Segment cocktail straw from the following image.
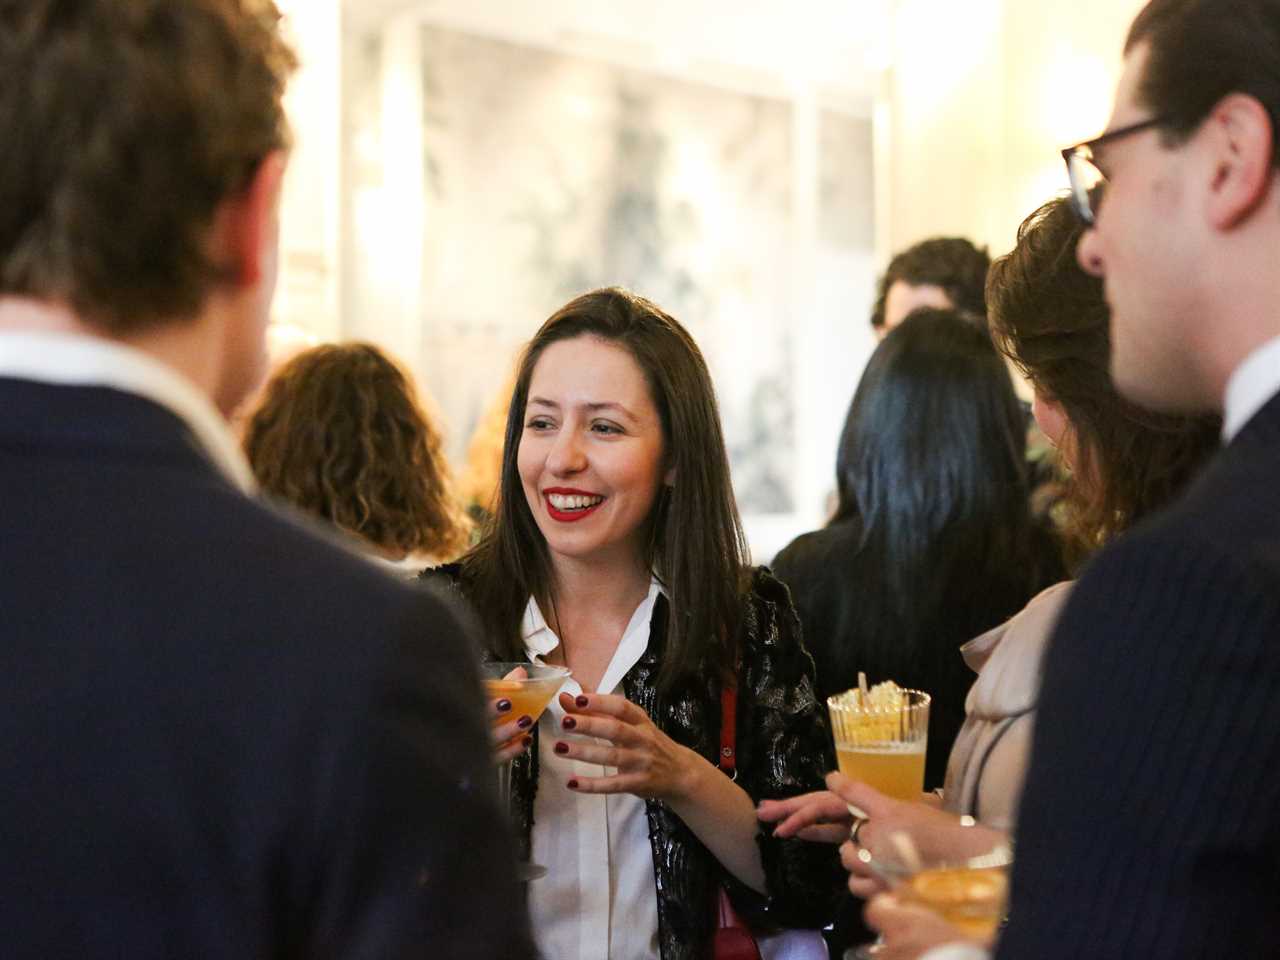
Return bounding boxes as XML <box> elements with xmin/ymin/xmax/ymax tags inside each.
<box><xmin>858</xmin><ymin>670</ymin><xmax>869</xmax><ymax>707</ymax></box>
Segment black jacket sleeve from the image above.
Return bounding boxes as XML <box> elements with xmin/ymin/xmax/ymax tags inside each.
<box><xmin>722</xmin><ymin>568</ymin><xmax>845</xmax><ymax>930</ymax></box>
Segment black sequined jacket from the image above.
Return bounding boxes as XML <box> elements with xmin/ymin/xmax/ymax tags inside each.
<box><xmin>424</xmin><ymin>564</ymin><xmax>844</xmax><ymax>960</ymax></box>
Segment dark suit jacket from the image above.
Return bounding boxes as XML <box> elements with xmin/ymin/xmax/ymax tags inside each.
<box><xmin>0</xmin><ymin>378</ymin><xmax>536</xmax><ymax>959</ymax></box>
<box><xmin>996</xmin><ymin>392</ymin><xmax>1280</xmax><ymax>959</ymax></box>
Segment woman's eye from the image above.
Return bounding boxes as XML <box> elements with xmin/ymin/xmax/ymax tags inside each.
<box><xmin>526</xmin><ymin>417</ymin><xmax>554</xmax><ymax>431</ymax></box>
<box><xmin>591</xmin><ymin>421</ymin><xmax>623</xmax><ymax>435</ymax></box>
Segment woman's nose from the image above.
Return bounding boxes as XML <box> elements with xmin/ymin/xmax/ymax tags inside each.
<box><xmin>546</xmin><ymin>429</ymin><xmax>587</xmax><ymax>476</ymax></box>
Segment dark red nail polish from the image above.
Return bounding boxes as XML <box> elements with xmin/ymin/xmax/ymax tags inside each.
<box><xmin>575</xmin><ymin>695</ymin><xmax>589</xmax><ymax>708</ymax></box>
<box><xmin>517</xmin><ymin>715</ymin><xmax>533</xmax><ymax>729</ymax></box>
<box><xmin>554</xmin><ymin>741</ymin><xmax>569</xmax><ymax>755</ymax></box>
<box><xmin>496</xmin><ymin>699</ymin><xmax>512</xmax><ymax>713</ymax></box>
<box><xmin>567</xmin><ymin>779</ymin><xmax>579</xmax><ymax>790</ymax></box>
<box><xmin>561</xmin><ymin>716</ymin><xmax>577</xmax><ymax>730</ymax></box>
<box><xmin>521</xmin><ymin>735</ymin><xmax>533</xmax><ymax>749</ymax></box>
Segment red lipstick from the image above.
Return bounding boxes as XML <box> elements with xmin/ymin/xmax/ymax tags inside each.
<box><xmin>543</xmin><ymin>487</ymin><xmax>605</xmax><ymax>523</ymax></box>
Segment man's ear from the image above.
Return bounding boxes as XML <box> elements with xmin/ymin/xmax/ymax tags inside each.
<box><xmin>220</xmin><ymin>151</ymin><xmax>287</xmax><ymax>287</ymax></box>
<box><xmin>1203</xmin><ymin>93</ymin><xmax>1275</xmax><ymax>230</ymax></box>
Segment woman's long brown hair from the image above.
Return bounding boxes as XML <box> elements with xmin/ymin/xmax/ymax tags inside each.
<box><xmin>459</xmin><ymin>287</ymin><xmax>750</xmax><ymax>692</ymax></box>
<box><xmin>244</xmin><ymin>342</ymin><xmax>470</xmax><ymax>559</ymax></box>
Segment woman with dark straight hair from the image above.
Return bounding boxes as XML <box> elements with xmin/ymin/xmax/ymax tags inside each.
<box><xmin>773</xmin><ymin>308</ymin><xmax>1064</xmax><ymax>791</ymax></box>
<box><xmin>427</xmin><ymin>287</ymin><xmax>839</xmax><ymax>960</ymax></box>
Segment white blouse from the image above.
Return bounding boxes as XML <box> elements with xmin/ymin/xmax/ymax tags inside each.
<box><xmin>522</xmin><ymin>579</ymin><xmax>664</xmax><ymax>960</ymax></box>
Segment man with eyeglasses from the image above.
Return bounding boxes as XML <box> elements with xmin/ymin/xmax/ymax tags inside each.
<box><xmin>863</xmin><ymin>1</ymin><xmax>1280</xmax><ymax>958</ymax></box>
<box><xmin>1001</xmin><ymin>1</ymin><xmax>1280</xmax><ymax>956</ymax></box>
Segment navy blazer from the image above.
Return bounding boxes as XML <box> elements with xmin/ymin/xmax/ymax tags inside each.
<box><xmin>0</xmin><ymin>378</ymin><xmax>536</xmax><ymax>959</ymax></box>
<box><xmin>996</xmin><ymin>391</ymin><xmax>1280</xmax><ymax>959</ymax></box>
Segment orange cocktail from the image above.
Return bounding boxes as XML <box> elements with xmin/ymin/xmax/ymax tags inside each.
<box><xmin>835</xmin><ymin>744</ymin><xmax>927</xmax><ymax>801</ymax></box>
<box><xmin>827</xmin><ymin>683</ymin><xmax>930</xmax><ymax>801</ymax></box>
<box><xmin>485</xmin><ymin>673</ymin><xmax>569</xmax><ymax>728</ymax></box>
<box><xmin>900</xmin><ymin>863</ymin><xmax>1008</xmax><ymax>940</ymax></box>
<box><xmin>479</xmin><ymin>661</ymin><xmax>571</xmax><ymax>881</ymax></box>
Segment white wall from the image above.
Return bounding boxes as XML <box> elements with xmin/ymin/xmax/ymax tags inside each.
<box><xmin>880</xmin><ymin>0</ymin><xmax>1147</xmax><ymax>260</ymax></box>
<box><xmin>275</xmin><ymin>0</ymin><xmax>343</xmax><ymax>341</ymax></box>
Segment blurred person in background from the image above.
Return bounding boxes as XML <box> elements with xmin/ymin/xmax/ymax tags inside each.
<box><xmin>226</xmin><ymin>319</ymin><xmax>318</xmax><ymax>437</ymax></box>
<box><xmin>867</xmin><ymin>237</ymin><xmax>1064</xmax><ymax>534</ymax></box>
<box><xmin>763</xmin><ymin>196</ymin><xmax>1220</xmax><ymax>960</ymax></box>
<box><xmin>244</xmin><ymin>341</ymin><xmax>471</xmax><ymax>573</ymax></box>
<box><xmin>0</xmin><ymin>2</ymin><xmax>533</xmax><ymax>957</ymax></box>
<box><xmin>870</xmin><ymin>237</ymin><xmax>991</xmax><ymax>339</ymax></box>
<box><xmin>427</xmin><ymin>287</ymin><xmax>842</xmax><ymax>960</ymax></box>
<box><xmin>773</xmin><ymin>309</ymin><xmax>1065</xmax><ymax>796</ymax></box>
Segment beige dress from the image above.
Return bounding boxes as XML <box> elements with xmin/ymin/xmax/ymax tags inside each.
<box><xmin>941</xmin><ymin>581</ymin><xmax>1073</xmax><ymax>829</ymax></box>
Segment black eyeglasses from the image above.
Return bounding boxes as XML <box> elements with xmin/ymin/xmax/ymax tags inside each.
<box><xmin>1061</xmin><ymin>115</ymin><xmax>1170</xmax><ymax>225</ymax></box>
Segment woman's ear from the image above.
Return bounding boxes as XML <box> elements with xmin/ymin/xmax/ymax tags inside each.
<box><xmin>663</xmin><ymin>465</ymin><xmax>676</xmax><ymax>487</ymax></box>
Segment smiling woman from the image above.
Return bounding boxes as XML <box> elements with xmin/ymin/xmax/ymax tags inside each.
<box><xmin>423</xmin><ymin>286</ymin><xmax>842</xmax><ymax>960</ymax></box>
<box><xmin>517</xmin><ymin>335</ymin><xmax>672</xmax><ymax>587</ymax></box>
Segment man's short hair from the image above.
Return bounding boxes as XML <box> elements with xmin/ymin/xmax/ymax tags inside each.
<box><xmin>0</xmin><ymin>0</ymin><xmax>297</xmax><ymax>333</ymax></box>
<box><xmin>1128</xmin><ymin>0</ymin><xmax>1280</xmax><ymax>160</ymax></box>
<box><xmin>869</xmin><ymin>237</ymin><xmax>991</xmax><ymax>330</ymax></box>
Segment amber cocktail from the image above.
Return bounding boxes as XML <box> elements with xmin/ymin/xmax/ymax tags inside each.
<box><xmin>900</xmin><ymin>861</ymin><xmax>1009</xmax><ymax>940</ymax></box>
<box><xmin>827</xmin><ymin>685</ymin><xmax>930</xmax><ymax>801</ymax></box>
<box><xmin>480</xmin><ymin>661</ymin><xmax>571</xmax><ymax>881</ymax></box>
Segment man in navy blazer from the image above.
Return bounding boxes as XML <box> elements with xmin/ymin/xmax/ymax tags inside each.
<box><xmin>0</xmin><ymin>3</ymin><xmax>534</xmax><ymax>958</ymax></box>
<box><xmin>994</xmin><ymin>3</ymin><xmax>1280</xmax><ymax>956</ymax></box>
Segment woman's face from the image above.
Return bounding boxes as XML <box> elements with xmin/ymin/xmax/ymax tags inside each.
<box><xmin>518</xmin><ymin>335</ymin><xmax>670</xmax><ymax>571</ymax></box>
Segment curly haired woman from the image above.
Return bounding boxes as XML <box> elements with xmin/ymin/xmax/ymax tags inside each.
<box><xmin>244</xmin><ymin>342</ymin><xmax>470</xmax><ymax>572</ymax></box>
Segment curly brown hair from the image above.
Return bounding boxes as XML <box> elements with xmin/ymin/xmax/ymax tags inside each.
<box><xmin>986</xmin><ymin>197</ymin><xmax>1220</xmax><ymax>558</ymax></box>
<box><xmin>0</xmin><ymin>0</ymin><xmax>296</xmax><ymax>332</ymax></box>
<box><xmin>244</xmin><ymin>342</ymin><xmax>470</xmax><ymax>561</ymax></box>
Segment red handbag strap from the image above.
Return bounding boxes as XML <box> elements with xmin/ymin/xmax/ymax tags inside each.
<box><xmin>718</xmin><ymin>682</ymin><xmax>737</xmax><ymax>775</ymax></box>
<box><xmin>711</xmin><ymin>679</ymin><xmax>763</xmax><ymax>960</ymax></box>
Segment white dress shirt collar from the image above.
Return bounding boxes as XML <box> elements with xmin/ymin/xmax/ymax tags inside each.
<box><xmin>0</xmin><ymin>330</ymin><xmax>255</xmax><ymax>492</ymax></box>
<box><xmin>1223</xmin><ymin>334</ymin><xmax>1280</xmax><ymax>443</ymax></box>
<box><xmin>521</xmin><ymin>576</ymin><xmax>666</xmax><ymax>676</ymax></box>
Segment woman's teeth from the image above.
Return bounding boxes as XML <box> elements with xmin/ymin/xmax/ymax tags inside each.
<box><xmin>548</xmin><ymin>493</ymin><xmax>604</xmax><ymax>511</ymax></box>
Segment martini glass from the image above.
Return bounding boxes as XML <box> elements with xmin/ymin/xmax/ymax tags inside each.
<box><xmin>481</xmin><ymin>661</ymin><xmax>571</xmax><ymax>881</ymax></box>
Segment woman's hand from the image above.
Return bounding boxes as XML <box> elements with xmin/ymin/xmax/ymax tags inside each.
<box><xmin>826</xmin><ymin>772</ymin><xmax>1008</xmax><ymax>900</ymax></box>
<box><xmin>552</xmin><ymin>691</ymin><xmax>700</xmax><ymax>802</ymax></box>
<box><xmin>489</xmin><ymin>667</ymin><xmax>534</xmax><ymax>763</ymax></box>
<box><xmin>556</xmin><ymin>690</ymin><xmax>768</xmax><ymax>891</ymax></box>
<box><xmin>864</xmin><ymin>893</ymin><xmax>990</xmax><ymax>960</ymax></box>
<box><xmin>756</xmin><ymin>790</ymin><xmax>853</xmax><ymax>844</ymax></box>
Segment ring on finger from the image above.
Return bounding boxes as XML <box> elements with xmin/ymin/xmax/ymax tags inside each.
<box><xmin>850</xmin><ymin>816</ymin><xmax>869</xmax><ymax>847</ymax></box>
